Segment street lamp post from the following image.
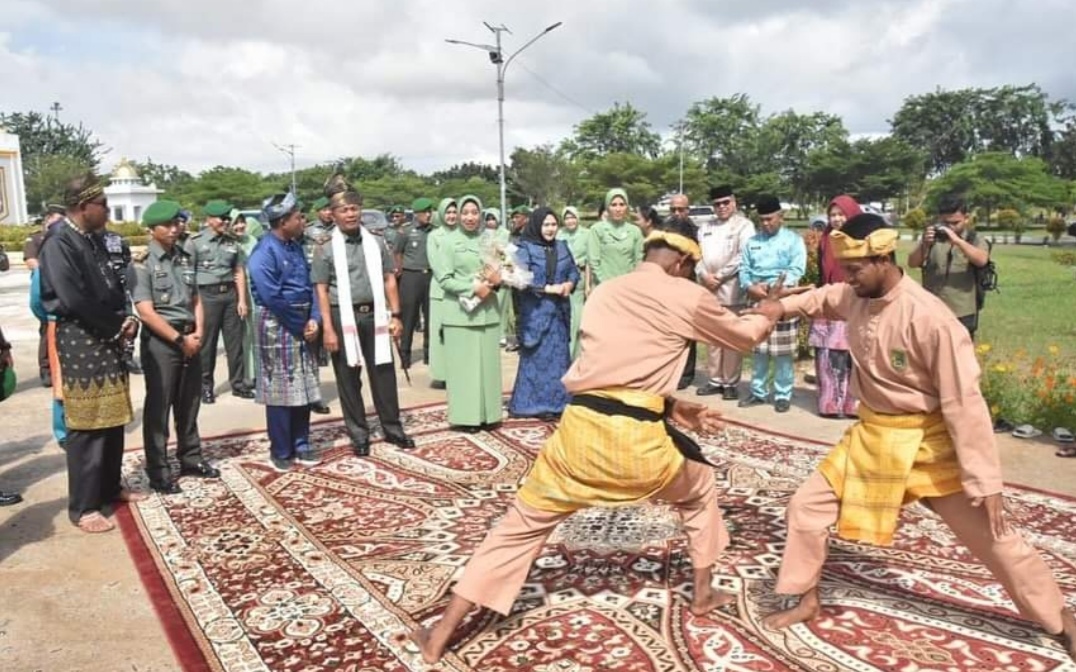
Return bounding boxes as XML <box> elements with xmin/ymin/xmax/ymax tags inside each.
<box><xmin>446</xmin><ymin>21</ymin><xmax>562</xmax><ymax>227</ymax></box>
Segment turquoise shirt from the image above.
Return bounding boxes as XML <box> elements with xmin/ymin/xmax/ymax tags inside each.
<box><xmin>739</xmin><ymin>226</ymin><xmax>806</xmax><ymax>289</ymax></box>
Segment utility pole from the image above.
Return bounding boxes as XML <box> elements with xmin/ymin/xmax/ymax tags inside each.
<box><xmin>273</xmin><ymin>143</ymin><xmax>298</xmax><ymax>195</ymax></box>
<box><xmin>49</xmin><ymin>102</ymin><xmax>62</xmax><ymax>124</ymax></box>
<box><xmin>447</xmin><ymin>21</ymin><xmax>563</xmax><ymax>227</ymax></box>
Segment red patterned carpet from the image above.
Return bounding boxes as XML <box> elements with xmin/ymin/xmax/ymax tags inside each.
<box><xmin>116</xmin><ymin>403</ymin><xmax>1076</xmax><ymax>671</ymax></box>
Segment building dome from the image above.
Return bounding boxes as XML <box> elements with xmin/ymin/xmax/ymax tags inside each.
<box><xmin>112</xmin><ymin>158</ymin><xmax>139</xmax><ymax>181</ymax></box>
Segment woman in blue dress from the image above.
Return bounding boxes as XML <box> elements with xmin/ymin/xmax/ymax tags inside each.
<box><xmin>507</xmin><ymin>207</ymin><xmax>580</xmax><ymax>419</ymax></box>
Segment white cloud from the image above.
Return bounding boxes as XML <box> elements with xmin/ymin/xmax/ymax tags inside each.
<box><xmin>2</xmin><ymin>0</ymin><xmax>1075</xmax><ymax>176</ymax></box>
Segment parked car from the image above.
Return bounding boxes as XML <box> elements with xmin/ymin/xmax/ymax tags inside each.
<box><xmin>361</xmin><ymin>208</ymin><xmax>389</xmax><ymax>233</ymax></box>
<box><xmin>688</xmin><ymin>205</ymin><xmax>714</xmax><ymax>226</ymax></box>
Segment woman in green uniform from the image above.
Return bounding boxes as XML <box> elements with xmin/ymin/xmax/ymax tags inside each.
<box><xmin>426</xmin><ymin>198</ymin><xmax>458</xmax><ymax>388</ymax></box>
<box><xmin>436</xmin><ymin>195</ymin><xmax>503</xmax><ymax>432</ymax></box>
<box><xmin>585</xmin><ymin>188</ymin><xmax>643</xmax><ymax>296</ymax></box>
<box><xmin>557</xmin><ymin>206</ymin><xmax>587</xmax><ymax>358</ymax></box>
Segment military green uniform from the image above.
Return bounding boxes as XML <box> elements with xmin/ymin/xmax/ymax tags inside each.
<box><xmin>557</xmin><ymin>221</ymin><xmax>589</xmax><ymax>359</ymax></box>
<box><xmin>395</xmin><ymin>220</ymin><xmax>433</xmax><ymax>367</ymax></box>
<box><xmin>301</xmin><ymin>219</ymin><xmax>335</xmax><ymax>368</ymax></box>
<box><xmin>131</xmin><ymin>235</ymin><xmax>205</xmax><ymax>486</ymax></box>
<box><xmin>426</xmin><ymin>199</ymin><xmax>457</xmax><ymax>385</ymax></box>
<box><xmin>185</xmin><ymin>218</ymin><xmax>248</xmax><ymax>396</ymax></box>
<box><xmin>921</xmin><ymin>229</ymin><xmax>990</xmax><ymax>336</ymax></box>
<box><xmin>310</xmin><ymin>230</ymin><xmax>408</xmax><ymax>444</ymax></box>
<box><xmin>435</xmin><ymin>197</ymin><xmax>503</xmax><ymax>428</ymax></box>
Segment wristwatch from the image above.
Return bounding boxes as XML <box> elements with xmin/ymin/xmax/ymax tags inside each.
<box><xmin>173</xmin><ymin>332</ymin><xmax>185</xmax><ymax>346</ymax></box>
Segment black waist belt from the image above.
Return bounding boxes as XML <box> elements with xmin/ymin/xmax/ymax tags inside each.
<box><xmin>402</xmin><ymin>268</ymin><xmax>431</xmax><ymax>274</ymax></box>
<box><xmin>569</xmin><ymin>394</ymin><xmax>713</xmax><ymax>466</ymax></box>
<box><xmin>170</xmin><ymin>322</ymin><xmax>196</xmax><ymax>334</ymax></box>
<box><xmin>199</xmin><ymin>282</ymin><xmax>235</xmax><ymax>294</ymax></box>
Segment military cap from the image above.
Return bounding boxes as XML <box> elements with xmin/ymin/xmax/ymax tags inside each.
<box><xmin>142</xmin><ymin>200</ymin><xmax>183</xmax><ymax>227</ymax></box>
<box><xmin>511</xmin><ymin>205</ymin><xmax>531</xmax><ymax>216</ymax></box>
<box><xmin>411</xmin><ymin>197</ymin><xmax>434</xmax><ymax>212</ymax></box>
<box><xmin>387</xmin><ymin>204</ymin><xmax>404</xmax><ymax>214</ymax></box>
<box><xmin>312</xmin><ymin>196</ymin><xmax>330</xmax><ymax>211</ymax></box>
<box><xmin>203</xmin><ymin>199</ymin><xmax>234</xmax><ymax>217</ymax></box>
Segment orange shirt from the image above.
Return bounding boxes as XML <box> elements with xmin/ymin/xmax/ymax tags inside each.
<box><xmin>780</xmin><ymin>274</ymin><xmax>1003</xmax><ymax>497</ymax></box>
<box><xmin>563</xmin><ymin>262</ymin><xmax>773</xmax><ymax>396</ymax></box>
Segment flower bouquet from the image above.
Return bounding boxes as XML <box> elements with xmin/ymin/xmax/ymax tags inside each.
<box><xmin>459</xmin><ymin>233</ymin><xmax>534</xmax><ymax>312</ymax></box>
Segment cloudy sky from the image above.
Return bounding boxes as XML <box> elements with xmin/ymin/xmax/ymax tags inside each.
<box><xmin>3</xmin><ymin>0</ymin><xmax>1074</xmax><ymax>177</ymax></box>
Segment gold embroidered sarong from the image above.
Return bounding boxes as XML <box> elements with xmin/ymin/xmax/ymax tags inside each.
<box><xmin>517</xmin><ymin>388</ymin><xmax>684</xmax><ymax>513</ymax></box>
<box><xmin>820</xmin><ymin>404</ymin><xmax>962</xmax><ymax>546</ymax></box>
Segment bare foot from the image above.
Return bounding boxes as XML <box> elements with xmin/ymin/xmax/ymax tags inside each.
<box><xmin>408</xmin><ymin>627</ymin><xmax>444</xmax><ymax>665</ymax></box>
<box><xmin>76</xmin><ymin>512</ymin><xmax>115</xmax><ymax>534</ymax></box>
<box><xmin>1059</xmin><ymin>609</ymin><xmax>1076</xmax><ymax>661</ymax></box>
<box><xmin>116</xmin><ymin>489</ymin><xmax>148</xmax><ymax>503</ymax></box>
<box><xmin>762</xmin><ymin>591</ymin><xmax>821</xmax><ymax>630</ymax></box>
<box><xmin>690</xmin><ymin>587</ymin><xmax>736</xmax><ymax>616</ymax></box>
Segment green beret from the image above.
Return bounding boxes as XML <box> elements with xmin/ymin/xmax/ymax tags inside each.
<box><xmin>388</xmin><ymin>205</ymin><xmax>404</xmax><ymax>214</ymax></box>
<box><xmin>203</xmin><ymin>199</ymin><xmax>234</xmax><ymax>217</ymax></box>
<box><xmin>312</xmin><ymin>196</ymin><xmax>330</xmax><ymax>211</ymax></box>
<box><xmin>412</xmin><ymin>197</ymin><xmax>434</xmax><ymax>212</ymax></box>
<box><xmin>142</xmin><ymin>200</ymin><xmax>182</xmax><ymax>227</ymax></box>
<box><xmin>511</xmin><ymin>205</ymin><xmax>531</xmax><ymax>216</ymax></box>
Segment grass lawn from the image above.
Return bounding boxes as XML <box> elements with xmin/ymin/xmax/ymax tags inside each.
<box><xmin>894</xmin><ymin>241</ymin><xmax>1076</xmax><ymax>363</ymax></box>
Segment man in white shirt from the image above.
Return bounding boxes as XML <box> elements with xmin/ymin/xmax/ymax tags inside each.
<box><xmin>695</xmin><ymin>185</ymin><xmax>756</xmax><ymax>400</ymax></box>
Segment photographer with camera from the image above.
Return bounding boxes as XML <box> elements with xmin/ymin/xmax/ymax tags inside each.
<box><xmin>908</xmin><ymin>195</ymin><xmax>990</xmax><ymax>339</ymax></box>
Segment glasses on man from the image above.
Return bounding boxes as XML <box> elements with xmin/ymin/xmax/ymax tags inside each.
<box><xmin>713</xmin><ymin>199</ymin><xmax>733</xmax><ymax>207</ymax></box>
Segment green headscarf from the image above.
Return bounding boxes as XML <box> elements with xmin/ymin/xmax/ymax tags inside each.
<box><xmin>436</xmin><ymin>197</ymin><xmax>457</xmax><ymax>229</ymax></box>
<box><xmin>483</xmin><ymin>207</ymin><xmax>501</xmax><ymax>227</ymax></box>
<box><xmin>604</xmin><ymin>188</ymin><xmax>629</xmax><ymax>223</ymax></box>
<box><xmin>458</xmin><ymin>194</ymin><xmax>483</xmax><ymax>235</ymax></box>
<box><xmin>562</xmin><ymin>206</ymin><xmax>580</xmax><ymax>225</ymax></box>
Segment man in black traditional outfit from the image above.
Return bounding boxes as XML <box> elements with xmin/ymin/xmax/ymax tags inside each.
<box><xmin>39</xmin><ymin>173</ymin><xmax>146</xmax><ymax>533</ymax></box>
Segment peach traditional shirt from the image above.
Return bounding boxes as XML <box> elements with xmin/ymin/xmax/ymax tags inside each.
<box><xmin>780</xmin><ymin>273</ymin><xmax>1003</xmax><ymax>498</ymax></box>
<box><xmin>563</xmin><ymin>262</ymin><xmax>773</xmax><ymax>396</ymax></box>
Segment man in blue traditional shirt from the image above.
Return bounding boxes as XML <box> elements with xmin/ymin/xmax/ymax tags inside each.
<box><xmin>247</xmin><ymin>193</ymin><xmax>324</xmax><ymax>471</ymax></box>
<box><xmin>738</xmin><ymin>196</ymin><xmax>806</xmax><ymax>413</ymax></box>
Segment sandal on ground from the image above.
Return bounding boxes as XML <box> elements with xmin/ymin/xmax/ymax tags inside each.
<box><xmin>1052</xmin><ymin>427</ymin><xmax>1075</xmax><ymax>444</ymax></box>
<box><xmin>1056</xmin><ymin>445</ymin><xmax>1076</xmax><ymax>458</ymax></box>
<box><xmin>76</xmin><ymin>512</ymin><xmax>115</xmax><ymax>534</ymax></box>
<box><xmin>1012</xmin><ymin>424</ymin><xmax>1042</xmax><ymax>439</ymax></box>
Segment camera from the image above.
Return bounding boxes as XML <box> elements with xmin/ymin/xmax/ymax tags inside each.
<box><xmin>931</xmin><ymin>224</ymin><xmax>949</xmax><ymax>243</ymax></box>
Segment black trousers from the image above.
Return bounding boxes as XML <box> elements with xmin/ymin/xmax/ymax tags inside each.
<box><xmin>141</xmin><ymin>333</ymin><xmax>203</xmax><ymax>482</ymax></box>
<box><xmin>959</xmin><ymin>313</ymin><xmax>978</xmax><ymax>340</ymax></box>
<box><xmin>329</xmin><ymin>308</ymin><xmax>405</xmax><ymax>442</ymax></box>
<box><xmin>398</xmin><ymin>269</ymin><xmax>431</xmax><ymax>366</ymax></box>
<box><xmin>199</xmin><ymin>286</ymin><xmax>246</xmax><ymax>391</ymax></box>
<box><xmin>66</xmin><ymin>426</ymin><xmax>125</xmax><ymax>523</ymax></box>
<box><xmin>38</xmin><ymin>320</ymin><xmax>49</xmax><ymax>374</ymax></box>
<box><xmin>681</xmin><ymin>342</ymin><xmax>697</xmax><ymax>385</ymax></box>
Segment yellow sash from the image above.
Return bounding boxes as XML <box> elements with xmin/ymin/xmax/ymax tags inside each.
<box><xmin>517</xmin><ymin>388</ymin><xmax>683</xmax><ymax>513</ymax></box>
<box><xmin>819</xmin><ymin>405</ymin><xmax>962</xmax><ymax>546</ymax></box>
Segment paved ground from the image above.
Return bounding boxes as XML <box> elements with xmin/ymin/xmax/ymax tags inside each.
<box><xmin>1</xmin><ymin>261</ymin><xmax>1074</xmax><ymax>671</ymax></box>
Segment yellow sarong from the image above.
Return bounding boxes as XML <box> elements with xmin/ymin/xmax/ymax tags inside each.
<box><xmin>819</xmin><ymin>405</ymin><xmax>963</xmax><ymax>546</ymax></box>
<box><xmin>517</xmin><ymin>388</ymin><xmax>684</xmax><ymax>514</ymax></box>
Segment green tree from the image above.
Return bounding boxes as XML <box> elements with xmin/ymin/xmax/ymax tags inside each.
<box><xmin>680</xmin><ymin>94</ymin><xmax>764</xmax><ymax>175</ymax></box>
<box><xmin>431</xmin><ymin>162</ymin><xmax>499</xmax><ymax>184</ymax></box>
<box><xmin>25</xmin><ymin>154</ymin><xmax>94</xmax><ymax>211</ymax></box>
<box><xmin>891</xmin><ymin>84</ymin><xmax>1067</xmax><ymax>176</ymax></box>
<box><xmin>1</xmin><ymin>110</ymin><xmax>108</xmax><ymax>212</ymax></box>
<box><xmin>568</xmin><ymin>102</ymin><xmax>662</xmax><ymax>159</ymax></box>
<box><xmin>164</xmin><ymin>166</ymin><xmax>273</xmax><ymax>211</ymax></box>
<box><xmin>926</xmin><ymin>152</ymin><xmax>1069</xmax><ymax>224</ymax></box>
<box><xmin>131</xmin><ymin>158</ymin><xmax>193</xmax><ymax>191</ymax></box>
<box><xmin>759</xmin><ymin>110</ymin><xmax>848</xmax><ymax>213</ymax></box>
<box><xmin>508</xmin><ymin>144</ymin><xmax>582</xmax><ymax>207</ymax></box>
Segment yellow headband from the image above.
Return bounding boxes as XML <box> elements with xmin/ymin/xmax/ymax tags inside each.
<box><xmin>329</xmin><ymin>191</ymin><xmax>362</xmax><ymax>209</ymax></box>
<box><xmin>831</xmin><ymin>228</ymin><xmax>899</xmax><ymax>259</ymax></box>
<box><xmin>645</xmin><ymin>230</ymin><xmax>702</xmax><ymax>261</ymax></box>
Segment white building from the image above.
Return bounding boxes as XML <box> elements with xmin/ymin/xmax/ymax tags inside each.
<box><xmin>104</xmin><ymin>158</ymin><xmax>162</xmax><ymax>223</ymax></box>
<box><xmin>0</xmin><ymin>128</ymin><xmax>29</xmax><ymax>225</ymax></box>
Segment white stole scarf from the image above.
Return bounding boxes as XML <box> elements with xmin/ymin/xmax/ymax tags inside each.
<box><xmin>331</xmin><ymin>226</ymin><xmax>392</xmax><ymax>368</ymax></box>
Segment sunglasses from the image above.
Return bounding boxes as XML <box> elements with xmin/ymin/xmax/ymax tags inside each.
<box><xmin>713</xmin><ymin>199</ymin><xmax>733</xmax><ymax>207</ymax></box>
